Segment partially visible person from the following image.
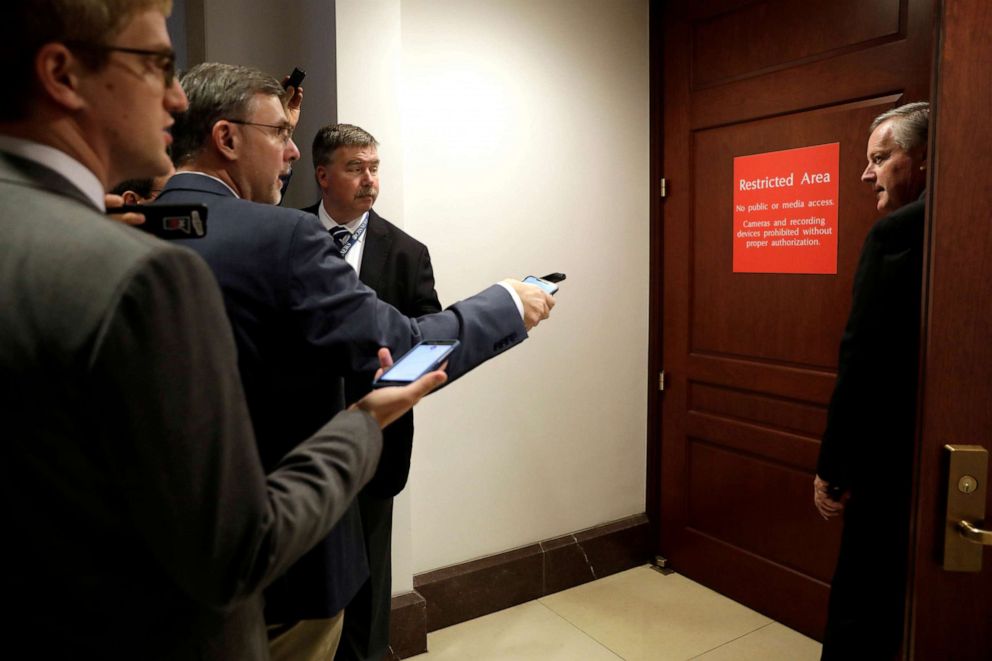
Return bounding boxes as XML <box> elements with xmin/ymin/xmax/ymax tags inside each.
<box><xmin>106</xmin><ymin>161</ymin><xmax>174</xmax><ymax>224</ymax></box>
<box><xmin>0</xmin><ymin>2</ymin><xmax>442</xmax><ymax>658</ymax></box>
<box><xmin>304</xmin><ymin>123</ymin><xmax>441</xmax><ymax>661</ymax></box>
<box><xmin>814</xmin><ymin>101</ymin><xmax>929</xmax><ymax>660</ymax></box>
<box><xmin>110</xmin><ymin>160</ymin><xmax>175</xmax><ymax>204</ymax></box>
<box><xmin>161</xmin><ymin>62</ymin><xmax>554</xmax><ymax>659</ymax></box>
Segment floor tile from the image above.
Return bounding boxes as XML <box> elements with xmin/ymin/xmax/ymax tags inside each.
<box><xmin>539</xmin><ymin>566</ymin><xmax>773</xmax><ymax>661</ymax></box>
<box><xmin>408</xmin><ymin>600</ymin><xmax>622</xmax><ymax>660</ymax></box>
<box><xmin>692</xmin><ymin>622</ymin><xmax>821</xmax><ymax>660</ymax></box>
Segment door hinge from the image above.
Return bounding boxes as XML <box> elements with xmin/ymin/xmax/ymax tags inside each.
<box><xmin>660</xmin><ymin>177</ymin><xmax>668</xmax><ymax>198</ymax></box>
<box><xmin>658</xmin><ymin>370</ymin><xmax>666</xmax><ymax>391</ymax></box>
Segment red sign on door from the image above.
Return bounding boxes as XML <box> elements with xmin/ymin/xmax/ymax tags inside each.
<box><xmin>733</xmin><ymin>143</ymin><xmax>839</xmax><ymax>274</ymax></box>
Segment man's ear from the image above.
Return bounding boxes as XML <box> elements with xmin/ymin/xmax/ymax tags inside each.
<box><xmin>315</xmin><ymin>164</ymin><xmax>330</xmax><ymax>191</ymax></box>
<box><xmin>35</xmin><ymin>43</ymin><xmax>87</xmax><ymax>112</ymax></box>
<box><xmin>211</xmin><ymin>121</ymin><xmax>239</xmax><ymax>162</ymax></box>
<box><xmin>121</xmin><ymin>191</ymin><xmax>140</xmax><ymax>205</ymax></box>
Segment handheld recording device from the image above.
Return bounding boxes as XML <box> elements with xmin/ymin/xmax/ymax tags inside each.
<box><xmin>284</xmin><ymin>67</ymin><xmax>306</xmax><ymax>90</ymax></box>
<box><xmin>106</xmin><ymin>204</ymin><xmax>208</xmax><ymax>239</ymax></box>
<box><xmin>522</xmin><ymin>272</ymin><xmax>566</xmax><ymax>295</ymax></box>
<box><xmin>372</xmin><ymin>340</ymin><xmax>459</xmax><ymax>388</ymax></box>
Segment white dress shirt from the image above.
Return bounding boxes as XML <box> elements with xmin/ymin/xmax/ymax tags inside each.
<box><xmin>317</xmin><ymin>203</ymin><xmax>367</xmax><ymax>274</ymax></box>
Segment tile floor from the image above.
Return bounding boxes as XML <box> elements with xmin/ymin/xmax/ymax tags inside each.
<box><xmin>408</xmin><ymin>565</ymin><xmax>822</xmax><ymax>660</ymax></box>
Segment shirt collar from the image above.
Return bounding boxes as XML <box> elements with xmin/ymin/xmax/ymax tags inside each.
<box><xmin>0</xmin><ymin>135</ymin><xmax>106</xmax><ymax>210</ymax></box>
<box><xmin>319</xmin><ymin>201</ymin><xmax>368</xmax><ymax>234</ymax></box>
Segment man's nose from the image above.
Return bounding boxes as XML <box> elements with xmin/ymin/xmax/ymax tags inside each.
<box><xmin>861</xmin><ymin>164</ymin><xmax>874</xmax><ymax>183</ymax></box>
<box><xmin>166</xmin><ymin>78</ymin><xmax>189</xmax><ymax>113</ymax></box>
<box><xmin>287</xmin><ymin>138</ymin><xmax>301</xmax><ymax>162</ymax></box>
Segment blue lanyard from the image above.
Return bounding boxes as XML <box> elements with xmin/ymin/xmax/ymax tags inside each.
<box><xmin>336</xmin><ymin>216</ymin><xmax>369</xmax><ymax>258</ymax></box>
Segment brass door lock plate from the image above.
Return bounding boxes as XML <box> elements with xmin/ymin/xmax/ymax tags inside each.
<box><xmin>943</xmin><ymin>445</ymin><xmax>990</xmax><ymax>572</ymax></box>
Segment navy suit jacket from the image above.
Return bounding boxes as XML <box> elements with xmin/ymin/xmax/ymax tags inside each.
<box><xmin>158</xmin><ymin>173</ymin><xmax>526</xmax><ymax>622</ymax></box>
<box><xmin>301</xmin><ymin>204</ymin><xmax>442</xmax><ymax>496</ymax></box>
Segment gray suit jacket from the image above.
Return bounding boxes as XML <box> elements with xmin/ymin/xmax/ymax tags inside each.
<box><xmin>0</xmin><ymin>151</ymin><xmax>383</xmax><ymax>659</ymax></box>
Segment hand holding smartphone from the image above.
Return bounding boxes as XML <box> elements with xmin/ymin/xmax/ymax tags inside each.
<box><xmin>106</xmin><ymin>204</ymin><xmax>208</xmax><ymax>239</ymax></box>
<box><xmin>372</xmin><ymin>340</ymin><xmax>458</xmax><ymax>388</ymax></box>
<box><xmin>283</xmin><ymin>67</ymin><xmax>306</xmax><ymax>90</ymax></box>
<box><xmin>522</xmin><ymin>272</ymin><xmax>566</xmax><ymax>295</ymax></box>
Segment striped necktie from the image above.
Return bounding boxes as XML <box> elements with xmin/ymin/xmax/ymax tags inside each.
<box><xmin>329</xmin><ymin>224</ymin><xmax>351</xmax><ymax>249</ymax></box>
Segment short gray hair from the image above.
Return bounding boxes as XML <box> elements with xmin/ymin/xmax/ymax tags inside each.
<box><xmin>870</xmin><ymin>101</ymin><xmax>929</xmax><ymax>151</ymax></box>
<box><xmin>311</xmin><ymin>124</ymin><xmax>379</xmax><ymax>170</ymax></box>
<box><xmin>172</xmin><ymin>62</ymin><xmax>286</xmax><ymax>166</ymax></box>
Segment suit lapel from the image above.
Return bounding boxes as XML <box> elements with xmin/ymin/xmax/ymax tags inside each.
<box><xmin>359</xmin><ymin>210</ymin><xmax>392</xmax><ymax>290</ymax></box>
<box><xmin>0</xmin><ymin>152</ymin><xmax>99</xmax><ymax>211</ymax></box>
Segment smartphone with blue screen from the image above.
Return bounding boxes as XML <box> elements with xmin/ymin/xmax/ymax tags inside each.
<box><xmin>372</xmin><ymin>340</ymin><xmax>459</xmax><ymax>388</ymax></box>
<box><xmin>522</xmin><ymin>275</ymin><xmax>561</xmax><ymax>295</ymax></box>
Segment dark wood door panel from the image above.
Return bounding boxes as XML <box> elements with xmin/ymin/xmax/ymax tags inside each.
<box><xmin>686</xmin><ymin>411</ymin><xmax>821</xmax><ymax>470</ymax></box>
<box><xmin>675</xmin><ymin>527</ymin><xmax>832</xmax><ymax>638</ymax></box>
<box><xmin>692</xmin><ymin>0</ymin><xmax>903</xmax><ymax>89</ymax></box>
<box><xmin>655</xmin><ymin>0</ymin><xmax>934</xmax><ymax>642</ymax></box>
<box><xmin>686</xmin><ymin>440</ymin><xmax>840</xmax><ymax>582</ymax></box>
<box><xmin>689</xmin><ymin>382</ymin><xmax>827</xmax><ymax>438</ymax></box>
<box><xmin>688</xmin><ymin>0</ymin><xmax>931</xmax><ymax>131</ymax></box>
<box><xmin>908</xmin><ymin>0</ymin><xmax>992</xmax><ymax>656</ymax></box>
<box><xmin>688</xmin><ymin>352</ymin><xmax>835</xmax><ymax>402</ymax></box>
<box><xmin>690</xmin><ymin>95</ymin><xmax>910</xmax><ymax>368</ymax></box>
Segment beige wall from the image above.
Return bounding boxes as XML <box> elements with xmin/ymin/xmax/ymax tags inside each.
<box><xmin>337</xmin><ymin>0</ymin><xmax>650</xmax><ymax>592</ymax></box>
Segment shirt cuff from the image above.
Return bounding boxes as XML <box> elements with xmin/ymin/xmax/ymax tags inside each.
<box><xmin>496</xmin><ymin>282</ymin><xmax>525</xmax><ymax>320</ymax></box>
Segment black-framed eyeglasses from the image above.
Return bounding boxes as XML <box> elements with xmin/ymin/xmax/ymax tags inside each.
<box><xmin>66</xmin><ymin>42</ymin><xmax>176</xmax><ymax>87</ymax></box>
<box><xmin>226</xmin><ymin>119</ymin><xmax>295</xmax><ymax>145</ymax></box>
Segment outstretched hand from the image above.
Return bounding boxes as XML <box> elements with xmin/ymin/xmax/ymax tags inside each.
<box><xmin>502</xmin><ymin>279</ymin><xmax>555</xmax><ymax>331</ymax></box>
<box><xmin>349</xmin><ymin>348</ymin><xmax>447</xmax><ymax>429</ymax></box>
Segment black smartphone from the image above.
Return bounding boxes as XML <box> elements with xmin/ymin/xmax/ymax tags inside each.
<box><xmin>372</xmin><ymin>340</ymin><xmax>459</xmax><ymax>388</ymax></box>
<box><xmin>523</xmin><ymin>275</ymin><xmax>560</xmax><ymax>295</ymax></box>
<box><xmin>106</xmin><ymin>204</ymin><xmax>208</xmax><ymax>239</ymax></box>
<box><xmin>283</xmin><ymin>67</ymin><xmax>306</xmax><ymax>90</ymax></box>
<box><xmin>541</xmin><ymin>272</ymin><xmax>566</xmax><ymax>283</ymax></box>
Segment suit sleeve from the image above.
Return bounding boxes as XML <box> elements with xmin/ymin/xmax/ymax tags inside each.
<box><xmin>287</xmin><ymin>215</ymin><xmax>524</xmax><ymax>381</ymax></box>
<box><xmin>90</xmin><ymin>245</ymin><xmax>382</xmax><ymax>608</ymax></box>
<box><xmin>817</xmin><ymin>232</ymin><xmax>882</xmax><ymax>489</ymax></box>
<box><xmin>817</xmin><ymin>205</ymin><xmax>924</xmax><ymax>491</ymax></box>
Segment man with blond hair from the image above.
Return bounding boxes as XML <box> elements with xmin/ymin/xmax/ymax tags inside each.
<box><xmin>0</xmin><ymin>2</ymin><xmax>442</xmax><ymax>657</ymax></box>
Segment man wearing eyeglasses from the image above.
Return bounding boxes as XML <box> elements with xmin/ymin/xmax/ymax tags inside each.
<box><xmin>159</xmin><ymin>61</ymin><xmax>555</xmax><ymax>659</ymax></box>
<box><xmin>0</xmin><ymin>2</ymin><xmax>446</xmax><ymax>658</ymax></box>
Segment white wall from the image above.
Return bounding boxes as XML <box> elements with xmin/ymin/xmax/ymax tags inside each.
<box><xmin>337</xmin><ymin>0</ymin><xmax>650</xmax><ymax>591</ymax></box>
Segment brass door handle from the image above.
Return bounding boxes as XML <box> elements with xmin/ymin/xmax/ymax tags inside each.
<box><xmin>958</xmin><ymin>519</ymin><xmax>992</xmax><ymax>545</ymax></box>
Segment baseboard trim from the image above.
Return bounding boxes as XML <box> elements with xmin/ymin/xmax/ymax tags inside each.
<box><xmin>388</xmin><ymin>513</ymin><xmax>650</xmax><ymax>659</ymax></box>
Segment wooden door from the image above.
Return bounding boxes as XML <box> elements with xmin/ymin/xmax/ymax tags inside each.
<box><xmin>907</xmin><ymin>0</ymin><xmax>992</xmax><ymax>657</ymax></box>
<box><xmin>651</xmin><ymin>0</ymin><xmax>932</xmax><ymax>638</ymax></box>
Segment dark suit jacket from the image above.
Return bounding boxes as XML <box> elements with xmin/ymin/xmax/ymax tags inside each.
<box><xmin>302</xmin><ymin>204</ymin><xmax>443</xmax><ymax>496</ymax></box>
<box><xmin>817</xmin><ymin>194</ymin><xmax>926</xmax><ymax>503</ymax></box>
<box><xmin>159</xmin><ymin>174</ymin><xmax>526</xmax><ymax>623</ymax></box>
<box><xmin>0</xmin><ymin>152</ymin><xmax>383</xmax><ymax>659</ymax></box>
